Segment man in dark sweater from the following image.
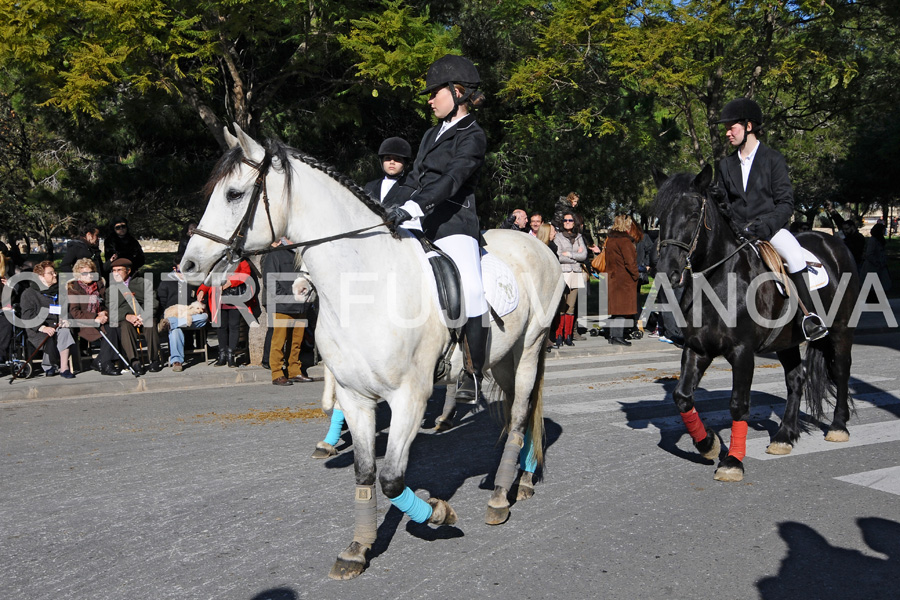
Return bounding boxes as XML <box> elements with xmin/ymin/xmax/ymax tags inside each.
<box><xmin>263</xmin><ymin>239</ymin><xmax>313</xmax><ymax>386</ymax></box>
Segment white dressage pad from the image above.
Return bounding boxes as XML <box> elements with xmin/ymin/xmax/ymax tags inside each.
<box><xmin>481</xmin><ymin>251</ymin><xmax>519</xmax><ymax>321</ymax></box>
<box><xmin>801</xmin><ymin>248</ymin><xmax>829</xmax><ymax>291</ymax></box>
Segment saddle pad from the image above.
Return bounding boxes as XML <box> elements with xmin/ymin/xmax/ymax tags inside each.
<box><xmin>801</xmin><ymin>248</ymin><xmax>829</xmax><ymax>291</ymax></box>
<box><xmin>481</xmin><ymin>251</ymin><xmax>519</xmax><ymax>321</ymax></box>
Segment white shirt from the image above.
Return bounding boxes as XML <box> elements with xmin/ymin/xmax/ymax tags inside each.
<box><xmin>739</xmin><ymin>139</ymin><xmax>760</xmax><ymax>192</ymax></box>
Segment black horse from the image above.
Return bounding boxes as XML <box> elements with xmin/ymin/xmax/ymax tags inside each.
<box><xmin>652</xmin><ymin>165</ymin><xmax>859</xmax><ymax>482</ymax></box>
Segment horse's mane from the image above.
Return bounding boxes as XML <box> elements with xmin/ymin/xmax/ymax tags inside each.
<box><xmin>202</xmin><ymin>138</ymin><xmax>389</xmax><ymax>221</ymax></box>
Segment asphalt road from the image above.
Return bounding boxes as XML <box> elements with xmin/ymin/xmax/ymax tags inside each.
<box><xmin>2</xmin><ymin>332</ymin><xmax>900</xmax><ymax>600</ymax></box>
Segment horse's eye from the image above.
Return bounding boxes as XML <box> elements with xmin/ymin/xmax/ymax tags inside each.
<box><xmin>226</xmin><ymin>189</ymin><xmax>244</xmax><ymax>202</ymax></box>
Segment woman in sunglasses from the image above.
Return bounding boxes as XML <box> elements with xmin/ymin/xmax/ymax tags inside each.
<box><xmin>554</xmin><ymin>211</ymin><xmax>587</xmax><ymax>347</ymax></box>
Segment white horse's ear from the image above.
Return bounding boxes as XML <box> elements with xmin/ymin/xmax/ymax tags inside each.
<box><xmin>233</xmin><ymin>122</ymin><xmax>265</xmax><ymax>162</ymax></box>
<box><xmin>223</xmin><ymin>127</ymin><xmax>239</xmax><ymax>149</ymax></box>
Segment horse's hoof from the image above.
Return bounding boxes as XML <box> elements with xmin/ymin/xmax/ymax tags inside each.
<box><xmin>427</xmin><ymin>498</ymin><xmax>457</xmax><ymax>526</ymax></box>
<box><xmin>766</xmin><ymin>442</ymin><xmax>793</xmax><ymax>455</ymax></box>
<box><xmin>485</xmin><ymin>503</ymin><xmax>510</xmax><ymax>525</ymax></box>
<box><xmin>514</xmin><ymin>472</ymin><xmax>535</xmax><ymax>501</ymax></box>
<box><xmin>695</xmin><ymin>430</ymin><xmax>721</xmax><ymax>460</ymax></box>
<box><xmin>825</xmin><ymin>429</ymin><xmax>849</xmax><ymax>443</ymax></box>
<box><xmin>433</xmin><ymin>416</ymin><xmax>455</xmax><ymax>432</ymax></box>
<box><xmin>311</xmin><ymin>441</ymin><xmax>337</xmax><ymax>459</ymax></box>
<box><xmin>328</xmin><ymin>541</ymin><xmax>369</xmax><ymax>580</ymax></box>
<box><xmin>713</xmin><ymin>455</ymin><xmax>745</xmax><ymax>482</ymax></box>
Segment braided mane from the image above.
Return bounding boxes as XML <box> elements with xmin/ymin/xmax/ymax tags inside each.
<box><xmin>203</xmin><ymin>137</ymin><xmax>390</xmax><ymax>222</ymax></box>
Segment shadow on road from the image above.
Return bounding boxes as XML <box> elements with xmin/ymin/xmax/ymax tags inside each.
<box><xmin>757</xmin><ymin>518</ymin><xmax>900</xmax><ymax>600</ymax></box>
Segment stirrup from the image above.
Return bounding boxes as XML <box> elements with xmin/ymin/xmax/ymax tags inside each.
<box><xmin>801</xmin><ymin>313</ymin><xmax>828</xmax><ymax>342</ymax></box>
<box><xmin>454</xmin><ymin>371</ymin><xmax>481</xmax><ymax>404</ymax></box>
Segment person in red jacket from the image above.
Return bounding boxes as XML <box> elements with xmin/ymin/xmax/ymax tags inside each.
<box><xmin>199</xmin><ymin>259</ymin><xmax>258</xmax><ymax>367</ymax></box>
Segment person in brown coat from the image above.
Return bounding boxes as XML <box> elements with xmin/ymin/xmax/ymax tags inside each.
<box><xmin>605</xmin><ymin>215</ymin><xmax>639</xmax><ymax>346</ymax></box>
<box><xmin>66</xmin><ymin>258</ymin><xmax>123</xmax><ymax>375</ymax></box>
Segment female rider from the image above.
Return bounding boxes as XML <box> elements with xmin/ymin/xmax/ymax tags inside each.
<box><xmin>386</xmin><ymin>54</ymin><xmax>488</xmax><ymax>402</ymax></box>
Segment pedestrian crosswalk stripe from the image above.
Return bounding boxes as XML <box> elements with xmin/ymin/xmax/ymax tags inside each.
<box><xmin>747</xmin><ymin>420</ymin><xmax>900</xmax><ymax>460</ymax></box>
<box><xmin>834</xmin><ymin>466</ymin><xmax>900</xmax><ymax>496</ymax></box>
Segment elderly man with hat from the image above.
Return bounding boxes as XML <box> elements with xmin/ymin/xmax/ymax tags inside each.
<box><xmin>106</xmin><ymin>257</ymin><xmax>162</xmax><ymax>373</ymax></box>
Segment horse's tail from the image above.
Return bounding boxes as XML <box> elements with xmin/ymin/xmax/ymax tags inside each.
<box><xmin>527</xmin><ymin>346</ymin><xmax>546</xmax><ymax>469</ymax></box>
<box><xmin>804</xmin><ymin>339</ymin><xmax>837</xmax><ymax>422</ymax></box>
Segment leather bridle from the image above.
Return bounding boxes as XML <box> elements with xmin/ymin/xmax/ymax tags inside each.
<box><xmin>658</xmin><ymin>193</ymin><xmax>751</xmax><ymax>280</ymax></box>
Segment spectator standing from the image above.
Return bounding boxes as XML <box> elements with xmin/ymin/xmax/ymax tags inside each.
<box><xmin>825</xmin><ymin>202</ymin><xmax>865</xmax><ymax>273</ymax></box>
<box><xmin>157</xmin><ymin>260</ymin><xmax>207</xmax><ymax>372</ymax></box>
<box><xmin>554</xmin><ymin>211</ymin><xmax>587</xmax><ymax>346</ymax></box>
<box><xmin>66</xmin><ymin>258</ymin><xmax>122</xmax><ymax>376</ymax></box>
<box><xmin>60</xmin><ymin>222</ymin><xmax>103</xmax><ymax>276</ymax></box>
<box><xmin>500</xmin><ymin>209</ymin><xmax>528</xmax><ymax>231</ymax></box>
<box><xmin>104</xmin><ymin>216</ymin><xmax>145</xmax><ymax>275</ymax></box>
<box><xmin>861</xmin><ymin>222</ymin><xmax>892</xmax><ymax>296</ymax></box>
<box><xmin>529</xmin><ymin>213</ymin><xmax>544</xmax><ymax>236</ymax></box>
<box><xmin>605</xmin><ymin>215</ymin><xmax>639</xmax><ymax>346</ymax></box>
<box><xmin>263</xmin><ymin>239</ymin><xmax>313</xmax><ymax>386</ymax></box>
<box><xmin>20</xmin><ymin>261</ymin><xmax>77</xmax><ymax>377</ymax></box>
<box><xmin>107</xmin><ymin>257</ymin><xmax>161</xmax><ymax>374</ymax></box>
<box><xmin>175</xmin><ymin>220</ymin><xmax>198</xmax><ymax>264</ymax></box>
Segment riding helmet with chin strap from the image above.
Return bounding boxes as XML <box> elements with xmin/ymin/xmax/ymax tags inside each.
<box><xmin>421</xmin><ymin>55</ymin><xmax>481</xmax><ymax>122</ymax></box>
<box><xmin>378</xmin><ymin>137</ymin><xmax>412</xmax><ymax>160</ymax></box>
<box><xmin>717</xmin><ymin>98</ymin><xmax>764</xmax><ymax>148</ymax></box>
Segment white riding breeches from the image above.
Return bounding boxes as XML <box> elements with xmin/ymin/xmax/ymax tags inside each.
<box><xmin>435</xmin><ymin>234</ymin><xmax>488</xmax><ymax>318</ymax></box>
<box><xmin>769</xmin><ymin>228</ymin><xmax>807</xmax><ymax>273</ymax></box>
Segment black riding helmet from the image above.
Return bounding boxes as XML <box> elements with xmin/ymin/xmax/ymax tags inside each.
<box><xmin>421</xmin><ymin>55</ymin><xmax>481</xmax><ymax>121</ymax></box>
<box><xmin>716</xmin><ymin>98</ymin><xmax>764</xmax><ymax>128</ymax></box>
<box><xmin>378</xmin><ymin>137</ymin><xmax>412</xmax><ymax>160</ymax></box>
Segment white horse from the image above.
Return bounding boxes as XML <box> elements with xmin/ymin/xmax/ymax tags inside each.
<box><xmin>181</xmin><ymin>125</ymin><xmax>564</xmax><ymax>580</ymax></box>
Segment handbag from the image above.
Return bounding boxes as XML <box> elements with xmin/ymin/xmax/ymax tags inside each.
<box><xmin>591</xmin><ymin>248</ymin><xmax>607</xmax><ymax>273</ymax></box>
<box><xmin>222</xmin><ymin>282</ymin><xmax>247</xmax><ymax>296</ymax></box>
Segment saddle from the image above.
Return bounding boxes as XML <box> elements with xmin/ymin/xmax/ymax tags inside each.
<box><xmin>755</xmin><ymin>240</ymin><xmax>828</xmax><ymax>296</ymax></box>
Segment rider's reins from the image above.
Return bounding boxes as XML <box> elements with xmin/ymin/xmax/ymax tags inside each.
<box><xmin>190</xmin><ymin>151</ymin><xmax>392</xmax><ymax>273</ymax></box>
<box><xmin>657</xmin><ymin>193</ymin><xmax>752</xmax><ymax>279</ymax></box>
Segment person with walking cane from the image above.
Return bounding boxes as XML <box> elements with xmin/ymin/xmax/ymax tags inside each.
<box><xmin>66</xmin><ymin>258</ymin><xmax>125</xmax><ymax>376</ymax></box>
<box><xmin>107</xmin><ymin>258</ymin><xmax>162</xmax><ymax>374</ymax></box>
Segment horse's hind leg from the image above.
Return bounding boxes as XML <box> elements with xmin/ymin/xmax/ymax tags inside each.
<box><xmin>486</xmin><ymin>349</ymin><xmax>543</xmax><ymax>525</ymax></box>
<box><xmin>674</xmin><ymin>349</ymin><xmax>719</xmax><ymax>460</ymax></box>
<box><xmin>329</xmin><ymin>392</ymin><xmax>378</xmax><ymax>580</ymax></box>
<box><xmin>767</xmin><ymin>347</ymin><xmax>804</xmax><ymax>455</ymax></box>
<box><xmin>825</xmin><ymin>334</ymin><xmax>853</xmax><ymax>442</ymax></box>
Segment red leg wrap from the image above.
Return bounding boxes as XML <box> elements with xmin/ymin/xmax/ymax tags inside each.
<box><xmin>727</xmin><ymin>420</ymin><xmax>749</xmax><ymax>461</ymax></box>
<box><xmin>563</xmin><ymin>314</ymin><xmax>575</xmax><ymax>336</ymax></box>
<box><xmin>680</xmin><ymin>408</ymin><xmax>707</xmax><ymax>443</ymax></box>
<box><xmin>555</xmin><ymin>316</ymin><xmax>565</xmax><ymax>339</ymax></box>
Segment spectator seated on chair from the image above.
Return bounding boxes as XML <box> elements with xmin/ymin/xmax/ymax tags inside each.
<box><xmin>66</xmin><ymin>258</ymin><xmax>123</xmax><ymax>376</ymax></box>
<box><xmin>157</xmin><ymin>261</ymin><xmax>208</xmax><ymax>372</ymax></box>
<box><xmin>19</xmin><ymin>261</ymin><xmax>76</xmax><ymax>377</ymax></box>
<box><xmin>106</xmin><ymin>257</ymin><xmax>161</xmax><ymax>374</ymax></box>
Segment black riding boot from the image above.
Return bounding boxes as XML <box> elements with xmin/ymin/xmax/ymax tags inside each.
<box><xmin>226</xmin><ymin>347</ymin><xmax>238</xmax><ymax>368</ymax></box>
<box><xmin>455</xmin><ymin>313</ymin><xmax>489</xmax><ymax>404</ymax></box>
<box><xmin>788</xmin><ymin>268</ymin><xmax>828</xmax><ymax>341</ymax></box>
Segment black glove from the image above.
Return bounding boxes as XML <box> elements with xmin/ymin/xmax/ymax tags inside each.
<box><xmin>387</xmin><ymin>206</ymin><xmax>412</xmax><ymax>230</ymax></box>
<box><xmin>744</xmin><ymin>218</ymin><xmax>773</xmax><ymax>240</ymax></box>
<box><xmin>709</xmin><ymin>186</ymin><xmax>732</xmax><ymax>218</ymax></box>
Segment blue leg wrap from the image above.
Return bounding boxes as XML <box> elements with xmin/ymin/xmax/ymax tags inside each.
<box><xmin>389</xmin><ymin>487</ymin><xmax>433</xmax><ymax>524</ymax></box>
<box><xmin>519</xmin><ymin>428</ymin><xmax>538</xmax><ymax>473</ymax></box>
<box><xmin>323</xmin><ymin>409</ymin><xmax>344</xmax><ymax>446</ymax></box>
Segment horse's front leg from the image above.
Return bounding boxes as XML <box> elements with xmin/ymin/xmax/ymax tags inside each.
<box><xmin>714</xmin><ymin>349</ymin><xmax>755</xmax><ymax>482</ymax></box>
<box><xmin>767</xmin><ymin>347</ymin><xmax>803</xmax><ymax>455</ymax></box>
<box><xmin>380</xmin><ymin>386</ymin><xmax>458</xmax><ymax>529</ymax></box>
<box><xmin>328</xmin><ymin>392</ymin><xmax>378</xmax><ymax>580</ymax></box>
<box><xmin>673</xmin><ymin>348</ymin><xmax>719</xmax><ymax>460</ymax></box>
<box><xmin>825</xmin><ymin>335</ymin><xmax>853</xmax><ymax>442</ymax></box>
